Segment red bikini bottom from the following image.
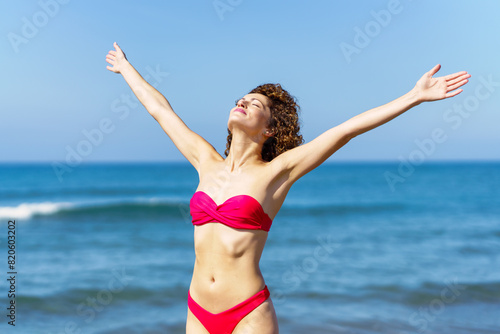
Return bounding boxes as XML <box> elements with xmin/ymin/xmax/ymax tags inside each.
<box><xmin>188</xmin><ymin>285</ymin><xmax>270</xmax><ymax>334</ymax></box>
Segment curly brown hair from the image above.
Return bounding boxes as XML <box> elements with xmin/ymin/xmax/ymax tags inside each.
<box><xmin>224</xmin><ymin>83</ymin><xmax>304</xmax><ymax>162</ymax></box>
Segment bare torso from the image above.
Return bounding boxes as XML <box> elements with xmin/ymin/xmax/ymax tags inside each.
<box><xmin>187</xmin><ymin>156</ymin><xmax>291</xmax><ymax>332</ymax></box>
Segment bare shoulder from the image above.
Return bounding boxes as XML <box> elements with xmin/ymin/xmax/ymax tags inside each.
<box><xmin>267</xmin><ymin>126</ymin><xmax>352</xmax><ymax>185</ymax></box>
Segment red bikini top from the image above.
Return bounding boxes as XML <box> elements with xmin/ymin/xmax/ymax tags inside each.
<box><xmin>189</xmin><ymin>191</ymin><xmax>273</xmax><ymax>232</ymax></box>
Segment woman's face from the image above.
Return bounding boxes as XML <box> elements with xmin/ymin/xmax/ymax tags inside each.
<box><xmin>227</xmin><ymin>93</ymin><xmax>272</xmax><ymax>138</ymax></box>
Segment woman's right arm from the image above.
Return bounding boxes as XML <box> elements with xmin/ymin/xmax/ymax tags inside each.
<box><xmin>106</xmin><ymin>42</ymin><xmax>220</xmax><ymax>172</ymax></box>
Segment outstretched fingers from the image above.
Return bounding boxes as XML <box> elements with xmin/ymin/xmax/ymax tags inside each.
<box><xmin>443</xmin><ymin>71</ymin><xmax>470</xmax><ymax>98</ymax></box>
<box><xmin>447</xmin><ymin>73</ymin><xmax>470</xmax><ymax>86</ymax></box>
<box><xmin>446</xmin><ymin>72</ymin><xmax>471</xmax><ymax>91</ymax></box>
<box><xmin>445</xmin><ymin>76</ymin><xmax>470</xmax><ymax>98</ymax></box>
<box><xmin>444</xmin><ymin>71</ymin><xmax>469</xmax><ymax>81</ymax></box>
<box><xmin>106</xmin><ymin>42</ymin><xmax>123</xmax><ymax>73</ymax></box>
<box><xmin>447</xmin><ymin>78</ymin><xmax>469</xmax><ymax>92</ymax></box>
<box><xmin>106</xmin><ymin>51</ymin><xmax>115</xmax><ymax>66</ymax></box>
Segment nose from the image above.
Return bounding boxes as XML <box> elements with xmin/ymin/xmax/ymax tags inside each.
<box><xmin>237</xmin><ymin>99</ymin><xmax>246</xmax><ymax>108</ymax></box>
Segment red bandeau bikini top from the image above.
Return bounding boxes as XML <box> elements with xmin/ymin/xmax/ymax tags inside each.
<box><xmin>189</xmin><ymin>191</ymin><xmax>273</xmax><ymax>232</ymax></box>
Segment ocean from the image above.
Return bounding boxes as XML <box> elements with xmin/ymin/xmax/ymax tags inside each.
<box><xmin>0</xmin><ymin>161</ymin><xmax>499</xmax><ymax>334</ymax></box>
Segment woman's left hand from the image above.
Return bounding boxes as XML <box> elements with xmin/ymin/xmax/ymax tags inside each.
<box><xmin>414</xmin><ymin>64</ymin><xmax>471</xmax><ymax>102</ymax></box>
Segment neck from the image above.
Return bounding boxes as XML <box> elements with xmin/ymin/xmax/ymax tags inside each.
<box><xmin>226</xmin><ymin>128</ymin><xmax>264</xmax><ymax>172</ymax></box>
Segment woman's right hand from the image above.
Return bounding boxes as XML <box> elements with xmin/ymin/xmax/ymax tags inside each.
<box><xmin>106</xmin><ymin>42</ymin><xmax>128</xmax><ymax>74</ymax></box>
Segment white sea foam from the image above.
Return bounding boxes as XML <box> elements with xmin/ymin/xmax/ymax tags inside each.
<box><xmin>0</xmin><ymin>202</ymin><xmax>74</xmax><ymax>219</ymax></box>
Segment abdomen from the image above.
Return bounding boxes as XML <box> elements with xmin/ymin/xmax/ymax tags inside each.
<box><xmin>189</xmin><ymin>223</ymin><xmax>268</xmax><ymax>312</ymax></box>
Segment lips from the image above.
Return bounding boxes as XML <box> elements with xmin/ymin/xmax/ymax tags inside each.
<box><xmin>234</xmin><ymin>108</ymin><xmax>247</xmax><ymax>115</ymax></box>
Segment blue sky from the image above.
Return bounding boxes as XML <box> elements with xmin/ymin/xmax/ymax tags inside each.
<box><xmin>1</xmin><ymin>0</ymin><xmax>499</xmax><ymax>164</ymax></box>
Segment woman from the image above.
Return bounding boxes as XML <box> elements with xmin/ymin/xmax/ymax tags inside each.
<box><xmin>105</xmin><ymin>42</ymin><xmax>470</xmax><ymax>333</ymax></box>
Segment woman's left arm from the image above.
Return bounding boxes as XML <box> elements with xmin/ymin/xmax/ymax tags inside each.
<box><xmin>342</xmin><ymin>64</ymin><xmax>470</xmax><ymax>138</ymax></box>
<box><xmin>273</xmin><ymin>64</ymin><xmax>470</xmax><ymax>184</ymax></box>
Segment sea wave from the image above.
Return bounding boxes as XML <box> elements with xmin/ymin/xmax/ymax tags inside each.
<box><xmin>0</xmin><ymin>202</ymin><xmax>73</xmax><ymax>220</ymax></box>
<box><xmin>0</xmin><ymin>197</ymin><xmax>190</xmax><ymax>220</ymax></box>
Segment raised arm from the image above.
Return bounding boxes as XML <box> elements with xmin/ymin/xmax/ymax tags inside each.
<box><xmin>274</xmin><ymin>64</ymin><xmax>471</xmax><ymax>183</ymax></box>
<box><xmin>105</xmin><ymin>42</ymin><xmax>220</xmax><ymax>172</ymax></box>
<box><xmin>340</xmin><ymin>64</ymin><xmax>470</xmax><ymax>137</ymax></box>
